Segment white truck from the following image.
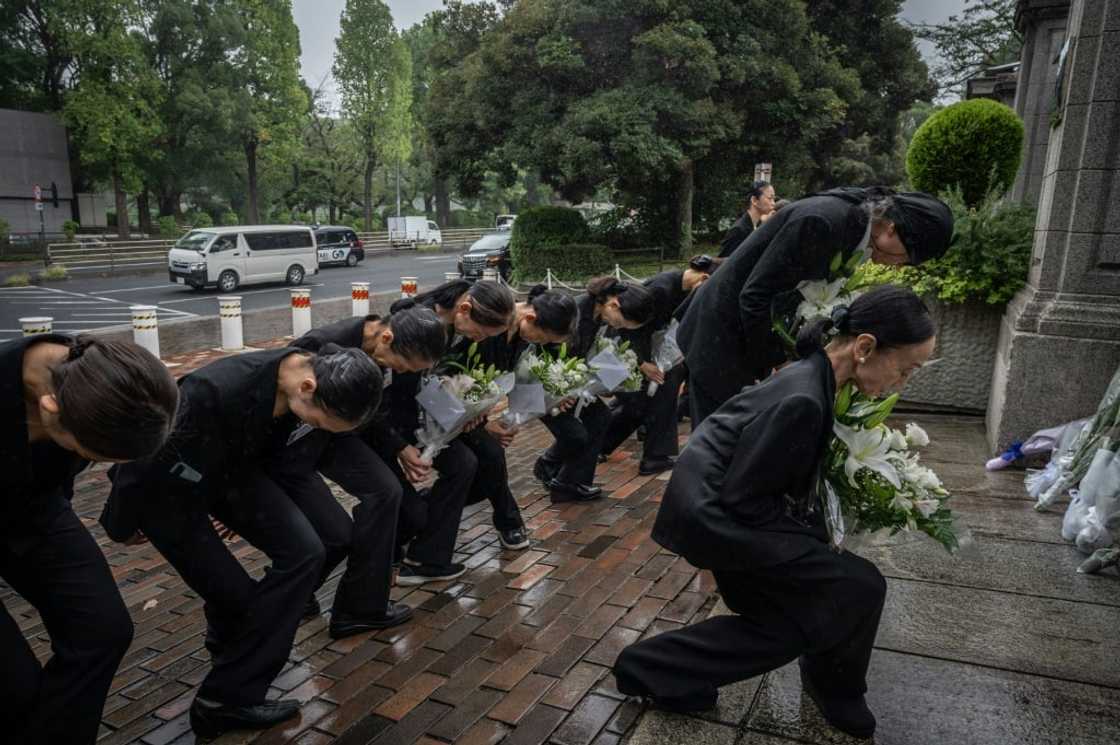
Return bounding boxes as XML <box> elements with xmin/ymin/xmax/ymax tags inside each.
<box><xmin>387</xmin><ymin>216</ymin><xmax>442</xmax><ymax>247</ymax></box>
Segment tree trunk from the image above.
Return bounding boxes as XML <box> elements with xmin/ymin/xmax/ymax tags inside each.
<box><xmin>157</xmin><ymin>187</ymin><xmax>181</xmax><ymax>218</ymax></box>
<box><xmin>329</xmin><ymin>201</ymin><xmax>337</xmax><ymax>224</ymax></box>
<box><xmin>523</xmin><ymin>171</ymin><xmax>543</xmax><ymax>206</ymax></box>
<box><xmin>137</xmin><ymin>188</ymin><xmax>153</xmax><ymax>235</ymax></box>
<box><xmin>675</xmin><ymin>159</ymin><xmax>694</xmax><ymax>258</ymax></box>
<box><xmin>245</xmin><ymin>140</ymin><xmax>260</xmax><ymax>224</ymax></box>
<box><xmin>113</xmin><ymin>170</ymin><xmax>130</xmax><ymax>240</ymax></box>
<box><xmin>434</xmin><ymin>177</ymin><xmax>451</xmax><ymax>227</ymax></box>
<box><xmin>363</xmin><ymin>153</ymin><xmax>375</xmax><ymax>232</ymax></box>
<box><xmin>423</xmin><ymin>193</ymin><xmax>433</xmax><ymax>214</ymax></box>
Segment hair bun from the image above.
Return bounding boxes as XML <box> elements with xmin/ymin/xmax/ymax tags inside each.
<box><xmin>527</xmin><ymin>284</ymin><xmax>548</xmax><ymax>299</ymax></box>
<box><xmin>830</xmin><ymin>305</ymin><xmax>851</xmax><ymax>333</ymax></box>
<box><xmin>68</xmin><ymin>337</ymin><xmax>96</xmax><ymax>361</ymax></box>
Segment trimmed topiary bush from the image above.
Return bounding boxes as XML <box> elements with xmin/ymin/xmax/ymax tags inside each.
<box><xmin>906</xmin><ymin>98</ymin><xmax>1024</xmax><ymax>206</ymax></box>
<box><xmin>62</xmin><ymin>219</ymin><xmax>79</xmax><ymax>241</ymax></box>
<box><xmin>219</xmin><ymin>210</ymin><xmax>239</xmax><ymax>226</ymax></box>
<box><xmin>510</xmin><ymin>206</ymin><xmax>592</xmax><ymax>281</ymax></box>
<box><xmin>513</xmin><ymin>243</ymin><xmax>613</xmax><ymax>284</ymax></box>
<box><xmin>188</xmin><ymin>211</ymin><xmax>213</xmax><ymax>228</ymax></box>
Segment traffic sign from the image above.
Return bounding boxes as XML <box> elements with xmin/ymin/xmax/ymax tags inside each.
<box><xmin>33</xmin><ymin>184</ymin><xmax>42</xmax><ymax>201</ymax></box>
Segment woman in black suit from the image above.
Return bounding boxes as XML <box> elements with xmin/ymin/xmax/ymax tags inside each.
<box><xmin>614</xmin><ymin>285</ymin><xmax>937</xmax><ymax>740</ymax></box>
<box><xmin>533</xmin><ymin>277</ymin><xmax>655</xmax><ymax>502</ymax></box>
<box><xmin>678</xmin><ymin>187</ymin><xmax>953</xmax><ymax>426</ymax></box>
<box><xmin>1</xmin><ymin>336</ymin><xmax>177</xmax><ymax>745</ymax></box>
<box><xmin>718</xmin><ymin>180</ymin><xmax>775</xmax><ymax>258</ymax></box>
<box><xmin>600</xmin><ymin>255</ymin><xmax>721</xmax><ymax>474</ymax></box>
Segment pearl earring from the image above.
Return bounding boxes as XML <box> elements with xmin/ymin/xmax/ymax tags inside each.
<box><xmin>858</xmin><ymin>357</ymin><xmax>866</xmax><ymax>364</ymax></box>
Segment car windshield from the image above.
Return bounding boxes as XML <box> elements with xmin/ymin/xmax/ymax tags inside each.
<box><xmin>469</xmin><ymin>234</ymin><xmax>510</xmax><ymax>252</ymax></box>
<box><xmin>175</xmin><ymin>231</ymin><xmax>213</xmax><ymax>253</ymax></box>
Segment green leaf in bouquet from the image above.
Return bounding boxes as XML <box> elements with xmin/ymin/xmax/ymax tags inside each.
<box><xmin>829</xmin><ymin>251</ymin><xmax>843</xmax><ymax>275</ymax></box>
<box><xmin>863</xmin><ymin>393</ymin><xmax>900</xmax><ymax>429</ymax></box>
<box><xmin>835</xmin><ymin>382</ymin><xmax>853</xmax><ymax>416</ymax></box>
<box><xmin>843</xmin><ymin>250</ymin><xmax>865</xmax><ymax>276</ymax></box>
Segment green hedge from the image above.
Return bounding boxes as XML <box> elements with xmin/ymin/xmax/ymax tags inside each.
<box><xmin>513</xmin><ymin>243</ymin><xmax>613</xmax><ymax>283</ymax></box>
<box><xmin>906</xmin><ymin>98</ymin><xmax>1024</xmax><ymax>206</ymax></box>
<box><xmin>510</xmin><ymin>206</ymin><xmax>592</xmax><ymax>282</ymax></box>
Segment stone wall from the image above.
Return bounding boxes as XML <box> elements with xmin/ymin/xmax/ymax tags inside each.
<box><xmin>901</xmin><ymin>298</ymin><xmax>1005</xmax><ymax>412</ymax></box>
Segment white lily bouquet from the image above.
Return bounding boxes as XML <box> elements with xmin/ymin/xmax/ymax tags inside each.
<box><xmin>588</xmin><ymin>336</ymin><xmax>643</xmax><ymax>392</ymax></box>
<box><xmin>646</xmin><ymin>319</ymin><xmax>685</xmax><ymax>397</ymax></box>
<box><xmin>415</xmin><ymin>342</ymin><xmax>514</xmax><ymax>461</ymax></box>
<box><xmin>821</xmin><ymin>383</ymin><xmax>965</xmax><ymax>553</ymax></box>
<box><xmin>513</xmin><ymin>344</ymin><xmax>593</xmax><ymax>419</ymax></box>
<box><xmin>772</xmin><ymin>250</ymin><xmax>875</xmax><ymax>351</ymax></box>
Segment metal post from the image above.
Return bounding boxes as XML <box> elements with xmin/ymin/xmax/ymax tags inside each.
<box><xmin>130</xmin><ymin>305</ymin><xmax>160</xmax><ymax>358</ymax></box>
<box><xmin>290</xmin><ymin>288</ymin><xmax>312</xmax><ymax>337</ymax></box>
<box><xmin>20</xmin><ymin>316</ymin><xmax>53</xmax><ymax>336</ymax></box>
<box><xmin>546</xmin><ymin>268</ymin><xmax>553</xmax><ymax>290</ymax></box>
<box><xmin>351</xmin><ymin>281</ymin><xmax>370</xmax><ymax>317</ymax></box>
<box><xmin>217</xmin><ymin>296</ymin><xmax>244</xmax><ymax>351</ymax></box>
<box><xmin>614</xmin><ymin>263</ymin><xmax>622</xmax><ymax>280</ymax></box>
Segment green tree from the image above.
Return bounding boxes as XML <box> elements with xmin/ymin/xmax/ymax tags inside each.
<box><xmin>2</xmin><ymin>1</ymin><xmax>72</xmax><ymax>111</ymax></box>
<box><xmin>380</xmin><ymin>37</ymin><xmax>414</xmax><ymax>217</ymax></box>
<box><xmin>228</xmin><ymin>0</ymin><xmax>307</xmax><ymax>223</ymax></box>
<box><xmin>333</xmin><ymin>0</ymin><xmax>397</xmax><ymax>231</ymax></box>
<box><xmin>60</xmin><ymin>0</ymin><xmax>162</xmax><ymax>239</ymax></box>
<box><xmin>912</xmin><ymin>0</ymin><xmax>1022</xmax><ymax>95</ymax></box>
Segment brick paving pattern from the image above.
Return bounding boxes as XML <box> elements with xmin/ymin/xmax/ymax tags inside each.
<box><xmin>5</xmin><ymin>342</ymin><xmax>1120</xmax><ymax>744</ymax></box>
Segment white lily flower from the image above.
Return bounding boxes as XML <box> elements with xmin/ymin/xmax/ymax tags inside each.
<box><xmin>888</xmin><ymin>429</ymin><xmax>908</xmax><ymax>451</ymax></box>
<box><xmin>906</xmin><ymin>423</ymin><xmax>930</xmax><ymax>448</ymax></box>
<box><xmin>891</xmin><ymin>493</ymin><xmax>914</xmax><ymax>513</ymax></box>
<box><xmin>914</xmin><ymin>499</ymin><xmax>940</xmax><ymax>518</ymax></box>
<box><xmin>833</xmin><ymin>422</ymin><xmax>902</xmax><ymax>488</ymax></box>
<box><xmin>796</xmin><ymin>278</ymin><xmax>849</xmax><ymax>321</ymax></box>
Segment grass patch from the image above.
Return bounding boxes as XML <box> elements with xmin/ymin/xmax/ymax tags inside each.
<box><xmin>38</xmin><ymin>264</ymin><xmax>69</xmax><ymax>281</ymax></box>
<box><xmin>417</xmin><ymin>244</ymin><xmax>444</xmax><ymax>253</ymax></box>
<box><xmin>3</xmin><ymin>273</ymin><xmax>32</xmax><ymax>287</ymax></box>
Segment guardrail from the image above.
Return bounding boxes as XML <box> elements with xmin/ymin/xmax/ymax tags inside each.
<box><xmin>45</xmin><ymin>227</ymin><xmax>499</xmax><ymax>273</ymax></box>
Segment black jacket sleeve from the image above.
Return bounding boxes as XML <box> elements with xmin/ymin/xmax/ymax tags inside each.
<box><xmin>737</xmin><ymin>214</ymin><xmax>834</xmax><ymax>373</ymax></box>
<box><xmin>717</xmin><ymin>393</ymin><xmax>825</xmax><ymax>527</ymax></box>
<box><xmin>718</xmin><ymin>219</ymin><xmax>753</xmax><ymax>258</ymax></box>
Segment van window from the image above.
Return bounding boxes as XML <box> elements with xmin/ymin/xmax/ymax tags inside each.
<box><xmin>427</xmin><ymin>221</ymin><xmax>439</xmax><ymax>231</ymax></box>
<box><xmin>245</xmin><ymin>231</ymin><xmax>309</xmax><ymax>251</ymax></box>
<box><xmin>209</xmin><ymin>234</ymin><xmax>238</xmax><ymax>253</ymax></box>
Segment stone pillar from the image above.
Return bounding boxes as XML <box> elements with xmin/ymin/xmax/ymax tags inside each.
<box><xmin>988</xmin><ymin>0</ymin><xmax>1120</xmax><ymax>450</ymax></box>
<box><xmin>1010</xmin><ymin>0</ymin><xmax>1072</xmax><ymax>206</ymax></box>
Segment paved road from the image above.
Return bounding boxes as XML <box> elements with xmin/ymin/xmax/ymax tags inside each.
<box><xmin>0</xmin><ymin>250</ymin><xmax>461</xmax><ymax>340</ymax></box>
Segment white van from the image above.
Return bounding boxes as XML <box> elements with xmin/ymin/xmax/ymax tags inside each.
<box><xmin>387</xmin><ymin>216</ymin><xmax>442</xmax><ymax>247</ymax></box>
<box><xmin>167</xmin><ymin>225</ymin><xmax>319</xmax><ymax>292</ymax></box>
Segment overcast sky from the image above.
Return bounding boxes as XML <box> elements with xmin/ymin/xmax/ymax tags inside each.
<box><xmin>292</xmin><ymin>0</ymin><xmax>968</xmax><ymax>100</ymax></box>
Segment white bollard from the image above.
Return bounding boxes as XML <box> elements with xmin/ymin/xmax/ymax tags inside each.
<box><xmin>130</xmin><ymin>305</ymin><xmax>160</xmax><ymax>359</ymax></box>
<box><xmin>400</xmin><ymin>277</ymin><xmax>418</xmax><ymax>299</ymax></box>
<box><xmin>351</xmin><ymin>282</ymin><xmax>370</xmax><ymax>317</ymax></box>
<box><xmin>20</xmin><ymin>316</ymin><xmax>53</xmax><ymax>336</ymax></box>
<box><xmin>217</xmin><ymin>296</ymin><xmax>244</xmax><ymax>351</ymax></box>
<box><xmin>481</xmin><ymin>267</ymin><xmax>498</xmax><ymax>283</ymax></box>
<box><xmin>444</xmin><ymin>271</ymin><xmax>460</xmax><ymax>282</ymax></box>
<box><xmin>290</xmin><ymin>288</ymin><xmax>312</xmax><ymax>337</ymax></box>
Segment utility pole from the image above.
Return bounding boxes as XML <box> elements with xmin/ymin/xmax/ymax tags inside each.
<box><xmin>395</xmin><ymin>158</ymin><xmax>402</xmax><ymax>218</ymax></box>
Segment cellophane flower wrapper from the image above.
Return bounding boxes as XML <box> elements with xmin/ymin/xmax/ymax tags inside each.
<box><xmin>414</xmin><ymin>371</ymin><xmax>515</xmax><ymax>462</ymax></box>
<box><xmin>647</xmin><ymin>320</ymin><xmax>685</xmax><ymax>397</ymax></box>
<box><xmin>588</xmin><ymin>337</ymin><xmax>643</xmax><ymax>393</ymax></box>
<box><xmin>821</xmin><ymin>382</ymin><xmax>968</xmax><ymax>554</ymax></box>
<box><xmin>1035</xmin><ymin>364</ymin><xmax>1120</xmax><ymax>511</ymax></box>
<box><xmin>516</xmin><ymin>345</ymin><xmax>593</xmax><ymax>418</ymax></box>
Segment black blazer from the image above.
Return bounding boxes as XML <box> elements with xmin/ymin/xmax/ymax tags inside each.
<box><xmin>569</xmin><ymin>293</ymin><xmax>605</xmax><ymax>359</ymax></box>
<box><xmin>651</xmin><ymin>350</ymin><xmax>836</xmax><ymax>569</ymax></box>
<box><xmin>718</xmin><ymin>214</ymin><xmax>754</xmax><ymax>258</ymax></box>
<box><xmin>677</xmin><ymin>191</ymin><xmax>869</xmax><ymax>402</ymax></box>
<box><xmin>101</xmin><ymin>348</ymin><xmax>303</xmax><ymax>541</ymax></box>
<box><xmin>0</xmin><ymin>334</ymin><xmax>86</xmax><ymax>552</ymax></box>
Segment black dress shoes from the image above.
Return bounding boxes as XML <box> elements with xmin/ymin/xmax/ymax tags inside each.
<box><xmin>638</xmin><ymin>456</ymin><xmax>676</xmax><ymax>476</ymax></box>
<box><xmin>190</xmin><ymin>697</ymin><xmax>300</xmax><ymax>740</ymax></box>
<box><xmin>548</xmin><ymin>479</ymin><xmax>603</xmax><ymax>503</ymax></box>
<box><xmin>329</xmin><ymin>601</ymin><xmax>414</xmax><ymax>639</ymax></box>
<box><xmin>799</xmin><ymin>665</ymin><xmax>876</xmax><ymax>739</ymax></box>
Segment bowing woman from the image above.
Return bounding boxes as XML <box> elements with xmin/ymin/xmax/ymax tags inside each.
<box><xmin>678</xmin><ymin>187</ymin><xmax>953</xmax><ymax>426</ymax></box>
<box><xmin>275</xmin><ymin>308</ymin><xmax>446</xmax><ymax>639</ymax></box>
<box><xmin>534</xmin><ymin>277</ymin><xmax>655</xmax><ymax>502</ymax></box>
<box><xmin>103</xmin><ymin>347</ymin><xmax>382</xmax><ymax>740</ymax></box>
<box><xmin>718</xmin><ymin>180</ymin><xmax>776</xmax><ymax>258</ymax></box>
<box><xmin>614</xmin><ymin>285</ymin><xmax>937</xmax><ymax>740</ymax></box>
<box><xmin>600</xmin><ymin>255</ymin><xmax>722</xmax><ymax>475</ymax></box>
<box><xmin>1</xmin><ymin>336</ymin><xmax>177</xmax><ymax>744</ymax></box>
<box><xmin>385</xmin><ymin>279</ymin><xmax>516</xmax><ymax>585</ymax></box>
<box><xmin>466</xmin><ymin>286</ymin><xmax>579</xmax><ymax>549</ymax></box>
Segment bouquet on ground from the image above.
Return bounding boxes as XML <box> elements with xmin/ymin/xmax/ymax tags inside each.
<box><xmin>820</xmin><ymin>382</ymin><xmax>966</xmax><ymax>554</ymax></box>
<box><xmin>415</xmin><ymin>342</ymin><xmax>514</xmax><ymax>461</ymax></box>
<box><xmin>503</xmin><ymin>343</ymin><xmax>592</xmax><ymax>423</ymax></box>
<box><xmin>647</xmin><ymin>319</ymin><xmax>684</xmax><ymax>397</ymax></box>
<box><xmin>772</xmin><ymin>250</ymin><xmax>878</xmax><ymax>351</ymax></box>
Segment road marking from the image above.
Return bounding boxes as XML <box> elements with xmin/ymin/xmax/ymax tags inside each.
<box><xmin>413</xmin><ymin>255</ymin><xmax>458</xmax><ymax>262</ymax></box>
<box><xmin>100</xmin><ymin>283</ymin><xmax>185</xmax><ymax>294</ymax></box>
<box><xmin>157</xmin><ymin>282</ymin><xmax>326</xmax><ymax>305</ymax></box>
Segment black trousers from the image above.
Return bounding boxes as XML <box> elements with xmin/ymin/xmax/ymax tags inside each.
<box><xmin>1</xmin><ymin>507</ymin><xmax>133</xmax><ymax>744</ymax></box>
<box><xmin>139</xmin><ymin>468</ymin><xmax>325</xmax><ymax>706</ymax></box>
<box><xmin>374</xmin><ymin>438</ymin><xmax>475</xmax><ymax>568</ymax></box>
<box><xmin>614</xmin><ymin>539</ymin><xmax>886</xmax><ymax>710</ymax></box>
<box><xmin>459</xmin><ymin>428</ymin><xmax>524</xmax><ymax>532</ymax></box>
<box><xmin>687</xmin><ymin>375</ymin><xmax>733</xmax><ymax>430</ymax></box>
<box><xmin>270</xmin><ymin>431</ymin><xmax>402</xmax><ymax>617</ymax></box>
<box><xmin>540</xmin><ymin>398</ymin><xmax>610</xmax><ymax>486</ymax></box>
<box><xmin>602</xmin><ymin>366</ymin><xmax>684</xmax><ymax>462</ymax></box>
